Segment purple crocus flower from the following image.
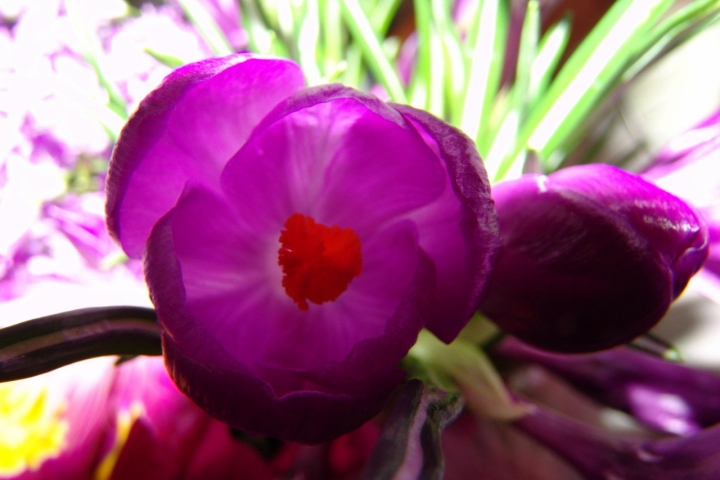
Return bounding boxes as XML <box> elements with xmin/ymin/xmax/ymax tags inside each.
<box><xmin>495</xmin><ymin>336</ymin><xmax>720</xmax><ymax>436</ymax></box>
<box><xmin>105</xmin><ymin>54</ymin><xmax>499</xmax><ymax>443</ymax></box>
<box><xmin>479</xmin><ymin>163</ymin><xmax>708</xmax><ymax>352</ymax></box>
<box><xmin>642</xmin><ymin>108</ymin><xmax>720</xmax><ymax>305</ymax></box>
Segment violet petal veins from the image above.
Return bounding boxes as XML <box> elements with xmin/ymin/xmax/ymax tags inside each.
<box><xmin>106</xmin><ymin>54</ymin><xmax>500</xmax><ymax>443</ymax></box>
<box><xmin>479</xmin><ymin>164</ymin><xmax>708</xmax><ymax>353</ymax></box>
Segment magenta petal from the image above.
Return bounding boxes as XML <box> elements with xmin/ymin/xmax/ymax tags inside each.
<box><xmin>158</xmin><ymin>183</ymin><xmax>424</xmax><ymax>373</ymax></box>
<box><xmin>106</xmin><ymin>54</ymin><xmax>305</xmax><ymax>258</ymax></box>
<box><xmin>145</xmin><ymin>189</ymin><xmax>432</xmax><ymax>442</ymax></box>
<box><xmin>392</xmin><ymin>104</ymin><xmax>500</xmax><ymax>343</ymax></box>
<box><xmin>162</xmin><ymin>333</ymin><xmax>398</xmax><ymax>444</ymax></box>
<box><xmin>220</xmin><ymin>85</ymin><xmax>446</xmax><ymax>238</ymax></box>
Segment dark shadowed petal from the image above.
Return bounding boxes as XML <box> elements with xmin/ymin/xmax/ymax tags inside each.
<box><xmin>495</xmin><ymin>337</ymin><xmax>720</xmax><ymax>436</ymax></box>
<box><xmin>515</xmin><ymin>401</ymin><xmax>720</xmax><ymax>480</ymax></box>
<box><xmin>106</xmin><ymin>54</ymin><xmax>305</xmax><ymax>258</ymax></box>
<box><xmin>182</xmin><ymin>421</ymin><xmax>277</xmax><ymax>480</ymax></box>
<box><xmin>480</xmin><ymin>164</ymin><xmax>708</xmax><ymax>352</ymax></box>
<box><xmin>392</xmin><ymin>104</ymin><xmax>500</xmax><ymax>343</ymax></box>
<box><xmin>549</xmin><ymin>164</ymin><xmax>708</xmax><ymax>296</ymax></box>
<box><xmin>442</xmin><ymin>412</ymin><xmax>584</xmax><ymax>480</ymax></box>
<box><xmin>161</xmin><ymin>332</ymin><xmax>402</xmax><ymax>444</ymax></box>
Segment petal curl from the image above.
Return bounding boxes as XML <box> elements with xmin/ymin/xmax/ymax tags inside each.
<box><xmin>107</xmin><ymin>55</ymin><xmax>305</xmax><ymax>258</ymax></box>
<box><xmin>220</xmin><ymin>85</ymin><xmax>446</xmax><ymax>239</ymax></box>
<box><xmin>392</xmin><ymin>104</ymin><xmax>500</xmax><ymax>343</ymax></box>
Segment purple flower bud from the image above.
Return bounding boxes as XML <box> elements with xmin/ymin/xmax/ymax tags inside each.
<box><xmin>495</xmin><ymin>337</ymin><xmax>720</xmax><ymax>435</ymax></box>
<box><xmin>106</xmin><ymin>54</ymin><xmax>500</xmax><ymax>443</ymax></box>
<box><xmin>480</xmin><ymin>164</ymin><xmax>708</xmax><ymax>352</ymax></box>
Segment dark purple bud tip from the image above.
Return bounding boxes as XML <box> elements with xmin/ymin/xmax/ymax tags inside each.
<box><xmin>480</xmin><ymin>164</ymin><xmax>708</xmax><ymax>353</ymax></box>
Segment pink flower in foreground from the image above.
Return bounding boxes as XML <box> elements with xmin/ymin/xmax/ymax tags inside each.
<box><xmin>106</xmin><ymin>54</ymin><xmax>499</xmax><ymax>443</ymax></box>
<box><xmin>0</xmin><ymin>358</ymin><xmax>115</xmax><ymax>479</ymax></box>
<box><xmin>95</xmin><ymin>356</ymin><xmax>293</xmax><ymax>480</ymax></box>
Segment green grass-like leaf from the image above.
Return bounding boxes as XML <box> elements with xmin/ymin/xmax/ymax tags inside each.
<box><xmin>459</xmin><ymin>0</ymin><xmax>509</xmax><ymax>154</ymax></box>
<box><xmin>497</xmin><ymin>0</ymin><xmax>675</xmax><ymax>180</ymax></box>
<box><xmin>298</xmin><ymin>0</ymin><xmax>323</xmax><ymax>84</ymax></box>
<box><xmin>341</xmin><ymin>0</ymin><xmax>407</xmax><ymax>102</ymax></box>
<box><xmin>178</xmin><ymin>0</ymin><xmax>234</xmax><ymax>56</ymax></box>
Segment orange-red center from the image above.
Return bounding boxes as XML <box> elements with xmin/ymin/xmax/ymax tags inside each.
<box><xmin>278</xmin><ymin>213</ymin><xmax>363</xmax><ymax>311</ymax></box>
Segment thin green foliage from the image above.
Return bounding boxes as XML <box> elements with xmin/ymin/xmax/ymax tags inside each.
<box><xmin>178</xmin><ymin>0</ymin><xmax>234</xmax><ymax>56</ymax></box>
<box><xmin>64</xmin><ymin>0</ymin><xmax>127</xmax><ymax>138</ymax></box>
<box><xmin>459</xmin><ymin>0</ymin><xmax>509</xmax><ymax>156</ymax></box>
<box><xmin>132</xmin><ymin>0</ymin><xmax>720</xmax><ymax>183</ymax></box>
<box><xmin>341</xmin><ymin>0</ymin><xmax>407</xmax><ymax>102</ymax></box>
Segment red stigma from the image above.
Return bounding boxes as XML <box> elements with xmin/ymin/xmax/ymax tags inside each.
<box><xmin>278</xmin><ymin>213</ymin><xmax>363</xmax><ymax>311</ymax></box>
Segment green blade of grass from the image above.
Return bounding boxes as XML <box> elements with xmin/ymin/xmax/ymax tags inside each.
<box><xmin>144</xmin><ymin>48</ymin><xmax>185</xmax><ymax>69</ymax></box>
<box><xmin>511</xmin><ymin>0</ymin><xmax>540</xmax><ymax>118</ymax></box>
<box><xmin>238</xmin><ymin>0</ymin><xmax>289</xmax><ymax>56</ymax></box>
<box><xmin>485</xmin><ymin>107</ymin><xmax>520</xmax><ymax>180</ymax></box>
<box><xmin>459</xmin><ymin>0</ymin><xmax>508</xmax><ymax>153</ymax></box>
<box><xmin>410</xmin><ymin>0</ymin><xmax>432</xmax><ymax>109</ymax></box>
<box><xmin>340</xmin><ymin>44</ymin><xmax>365</xmax><ymax>89</ymax></box>
<box><xmin>320</xmin><ymin>0</ymin><xmax>344</xmax><ymax>78</ymax></box>
<box><xmin>531</xmin><ymin>0</ymin><xmax>673</xmax><ymax>164</ymax></box>
<box><xmin>486</xmin><ymin>0</ymin><xmax>539</xmax><ymax>178</ymax></box>
<box><xmin>65</xmin><ymin>0</ymin><xmax>127</xmax><ymax>120</ymax></box>
<box><xmin>341</xmin><ymin>0</ymin><xmax>407</xmax><ymax>102</ymax></box>
<box><xmin>178</xmin><ymin>0</ymin><xmax>233</xmax><ymax>56</ymax></box>
<box><xmin>413</xmin><ymin>0</ymin><xmax>445</xmax><ymax>116</ymax></box>
<box><xmin>624</xmin><ymin>0</ymin><xmax>720</xmax><ymax>80</ymax></box>
<box><xmin>298</xmin><ymin>0</ymin><xmax>323</xmax><ymax>84</ymax></box>
<box><xmin>527</xmin><ymin>16</ymin><xmax>571</xmax><ymax>107</ymax></box>
<box><xmin>432</xmin><ymin>0</ymin><xmax>466</xmax><ymax>124</ymax></box>
<box><xmin>497</xmin><ymin>0</ymin><xmax>674</xmax><ymax>179</ymax></box>
<box><xmin>369</xmin><ymin>0</ymin><xmax>405</xmax><ymax>36</ymax></box>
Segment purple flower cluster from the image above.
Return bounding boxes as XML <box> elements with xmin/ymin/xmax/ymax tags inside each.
<box><xmin>106</xmin><ymin>54</ymin><xmax>499</xmax><ymax>443</ymax></box>
<box><xmin>491</xmin><ymin>337</ymin><xmax>720</xmax><ymax>480</ymax></box>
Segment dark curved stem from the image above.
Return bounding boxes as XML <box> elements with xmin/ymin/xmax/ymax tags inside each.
<box><xmin>0</xmin><ymin>306</ymin><xmax>161</xmax><ymax>382</ymax></box>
